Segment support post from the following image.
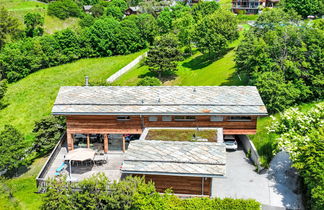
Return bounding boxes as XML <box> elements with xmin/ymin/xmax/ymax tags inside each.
<box><xmin>67</xmin><ymin>133</ymin><xmax>74</xmax><ymax>151</ymax></box>
<box><xmin>104</xmin><ymin>134</ymin><xmax>108</xmax><ymax>153</ymax></box>
<box><xmin>202</xmin><ymin>177</ymin><xmax>204</xmax><ymax>196</ymax></box>
<box><xmin>122</xmin><ymin>135</ymin><xmax>126</xmax><ymax>152</ymax></box>
<box><xmin>87</xmin><ymin>134</ymin><xmax>90</xmax><ymax>148</ymax></box>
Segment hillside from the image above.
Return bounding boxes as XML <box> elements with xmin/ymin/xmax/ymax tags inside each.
<box><xmin>1</xmin><ymin>0</ymin><xmax>79</xmax><ymax>34</ymax></box>
<box><xmin>0</xmin><ymin>51</ymin><xmax>143</xmax><ymax>137</ymax></box>
<box><xmin>114</xmin><ymin>26</ymin><xmax>249</xmax><ymax>86</ymax></box>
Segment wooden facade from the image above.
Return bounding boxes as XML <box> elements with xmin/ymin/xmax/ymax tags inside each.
<box><xmin>65</xmin><ymin>114</ymin><xmax>258</xmax><ymax>151</ymax></box>
<box><xmin>135</xmin><ymin>174</ymin><xmax>212</xmax><ymax>196</ymax></box>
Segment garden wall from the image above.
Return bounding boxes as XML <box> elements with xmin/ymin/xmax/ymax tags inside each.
<box><xmin>237</xmin><ymin>135</ymin><xmax>262</xmax><ymax>172</ymax></box>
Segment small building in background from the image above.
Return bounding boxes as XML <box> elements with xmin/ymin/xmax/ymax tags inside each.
<box><xmin>125</xmin><ymin>6</ymin><xmax>141</xmax><ymax>16</ymax></box>
<box><xmin>83</xmin><ymin>5</ymin><xmax>93</xmax><ymax>14</ymax></box>
<box><xmin>232</xmin><ymin>0</ymin><xmax>280</xmax><ymax>14</ymax></box>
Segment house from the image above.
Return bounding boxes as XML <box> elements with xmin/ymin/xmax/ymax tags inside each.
<box><xmin>125</xmin><ymin>6</ymin><xmax>141</xmax><ymax>16</ymax></box>
<box><xmin>83</xmin><ymin>5</ymin><xmax>93</xmax><ymax>14</ymax></box>
<box><xmin>37</xmin><ymin>86</ymin><xmax>267</xmax><ymax>195</ymax></box>
<box><xmin>232</xmin><ymin>0</ymin><xmax>280</xmax><ymax>14</ymax></box>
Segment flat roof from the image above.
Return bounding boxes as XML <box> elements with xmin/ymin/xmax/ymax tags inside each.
<box><xmin>52</xmin><ymin>86</ymin><xmax>267</xmax><ymax>115</ymax></box>
<box><xmin>121</xmin><ymin>140</ymin><xmax>226</xmax><ymax>177</ymax></box>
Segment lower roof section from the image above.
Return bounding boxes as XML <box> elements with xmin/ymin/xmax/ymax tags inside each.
<box><xmin>121</xmin><ymin>140</ymin><xmax>226</xmax><ymax>177</ymax></box>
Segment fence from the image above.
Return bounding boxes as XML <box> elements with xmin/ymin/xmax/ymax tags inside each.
<box><xmin>36</xmin><ymin>133</ymin><xmax>66</xmax><ymax>192</ymax></box>
<box><xmin>106</xmin><ymin>52</ymin><xmax>147</xmax><ymax>83</ymax></box>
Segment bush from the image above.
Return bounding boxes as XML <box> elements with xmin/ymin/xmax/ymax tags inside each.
<box><xmin>32</xmin><ymin>116</ymin><xmax>66</xmax><ymax>155</ymax></box>
<box><xmin>0</xmin><ymin>79</ymin><xmax>7</xmax><ymax>109</ymax></box>
<box><xmin>90</xmin><ymin>4</ymin><xmax>104</xmax><ymax>17</ymax></box>
<box><xmin>137</xmin><ymin>76</ymin><xmax>161</xmax><ymax>86</ymax></box>
<box><xmin>79</xmin><ymin>14</ymin><xmax>95</xmax><ymax>27</ymax></box>
<box><xmin>48</xmin><ymin>0</ymin><xmax>82</xmax><ymax>20</ymax></box>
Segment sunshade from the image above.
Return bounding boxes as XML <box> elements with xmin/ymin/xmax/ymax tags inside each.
<box><xmin>65</xmin><ymin>148</ymin><xmax>95</xmax><ymax>161</ymax></box>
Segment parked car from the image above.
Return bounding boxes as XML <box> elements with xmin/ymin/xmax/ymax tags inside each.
<box><xmin>224</xmin><ymin>135</ymin><xmax>238</xmax><ymax>150</ymax></box>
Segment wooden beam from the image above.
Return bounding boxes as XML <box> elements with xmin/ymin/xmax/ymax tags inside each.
<box><xmin>104</xmin><ymin>134</ymin><xmax>108</xmax><ymax>153</ymax></box>
<box><xmin>67</xmin><ymin>133</ymin><xmax>74</xmax><ymax>151</ymax></box>
<box><xmin>122</xmin><ymin>135</ymin><xmax>126</xmax><ymax>152</ymax></box>
<box><xmin>86</xmin><ymin>134</ymin><xmax>90</xmax><ymax>148</ymax></box>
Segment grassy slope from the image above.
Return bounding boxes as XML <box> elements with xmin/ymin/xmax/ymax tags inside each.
<box><xmin>0</xmin><ymin>52</ymin><xmax>143</xmax><ymax>137</ymax></box>
<box><xmin>1</xmin><ymin>0</ymin><xmax>79</xmax><ymax>34</ymax></box>
<box><xmin>250</xmin><ymin>101</ymin><xmax>324</xmax><ymax>167</ymax></box>
<box><xmin>0</xmin><ymin>157</ymin><xmax>47</xmax><ymax>210</ymax></box>
<box><xmin>115</xmin><ymin>28</ymin><xmax>248</xmax><ymax>86</ymax></box>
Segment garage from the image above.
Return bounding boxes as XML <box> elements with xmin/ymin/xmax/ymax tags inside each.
<box><xmin>121</xmin><ymin>140</ymin><xmax>226</xmax><ymax>196</ymax></box>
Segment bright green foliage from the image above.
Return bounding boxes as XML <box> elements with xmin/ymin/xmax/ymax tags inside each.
<box><xmin>32</xmin><ymin>116</ymin><xmax>66</xmax><ymax>155</ymax></box>
<box><xmin>194</xmin><ymin>9</ymin><xmax>238</xmax><ymax>56</ymax></box>
<box><xmin>235</xmin><ymin>9</ymin><xmax>324</xmax><ymax>113</ymax></box>
<box><xmin>145</xmin><ymin>34</ymin><xmax>182</xmax><ymax>78</ymax></box>
<box><xmin>192</xmin><ymin>1</ymin><xmax>220</xmax><ymax>21</ymax></box>
<box><xmin>24</xmin><ymin>12</ymin><xmax>44</xmax><ymax>37</ymax></box>
<box><xmin>173</xmin><ymin>13</ymin><xmax>194</xmax><ymax>53</ymax></box>
<box><xmin>0</xmin><ymin>79</ymin><xmax>7</xmax><ymax>109</ymax></box>
<box><xmin>90</xmin><ymin>4</ymin><xmax>105</xmax><ymax>17</ymax></box>
<box><xmin>41</xmin><ymin>174</ymin><xmax>261</xmax><ymax>209</ymax></box>
<box><xmin>269</xmin><ymin>104</ymin><xmax>324</xmax><ymax>210</ymax></box>
<box><xmin>157</xmin><ymin>9</ymin><xmax>173</xmax><ymax>34</ymax></box>
<box><xmin>137</xmin><ymin>76</ymin><xmax>161</xmax><ymax>86</ymax></box>
<box><xmin>47</xmin><ymin>0</ymin><xmax>82</xmax><ymax>20</ymax></box>
<box><xmin>108</xmin><ymin>0</ymin><xmax>128</xmax><ymax>11</ymax></box>
<box><xmin>0</xmin><ymin>7</ymin><xmax>19</xmax><ymax>48</ymax></box>
<box><xmin>281</xmin><ymin>0</ymin><xmax>323</xmax><ymax>18</ymax></box>
<box><xmin>79</xmin><ymin>14</ymin><xmax>95</xmax><ymax>27</ymax></box>
<box><xmin>106</xmin><ymin>6</ymin><xmax>124</xmax><ymax>20</ymax></box>
<box><xmin>0</xmin><ymin>125</ymin><xmax>27</xmax><ymax>175</ymax></box>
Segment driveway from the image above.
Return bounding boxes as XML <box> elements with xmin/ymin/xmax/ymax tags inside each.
<box><xmin>212</xmin><ymin>148</ymin><xmax>302</xmax><ymax>209</ymax></box>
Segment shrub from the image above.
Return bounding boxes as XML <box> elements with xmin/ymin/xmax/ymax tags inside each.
<box><xmin>90</xmin><ymin>4</ymin><xmax>104</xmax><ymax>17</ymax></box>
<box><xmin>137</xmin><ymin>76</ymin><xmax>161</xmax><ymax>86</ymax></box>
<box><xmin>0</xmin><ymin>79</ymin><xmax>7</xmax><ymax>109</ymax></box>
<box><xmin>32</xmin><ymin>116</ymin><xmax>66</xmax><ymax>155</ymax></box>
<box><xmin>48</xmin><ymin>0</ymin><xmax>82</xmax><ymax>20</ymax></box>
<box><xmin>79</xmin><ymin>14</ymin><xmax>95</xmax><ymax>27</ymax></box>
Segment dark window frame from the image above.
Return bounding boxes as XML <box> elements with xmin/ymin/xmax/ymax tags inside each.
<box><xmin>174</xmin><ymin>116</ymin><xmax>196</xmax><ymax>121</ymax></box>
<box><xmin>228</xmin><ymin>116</ymin><xmax>252</xmax><ymax>122</ymax></box>
<box><xmin>117</xmin><ymin>116</ymin><xmax>131</xmax><ymax>121</ymax></box>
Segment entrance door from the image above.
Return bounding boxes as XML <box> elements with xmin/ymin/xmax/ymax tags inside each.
<box><xmin>108</xmin><ymin>134</ymin><xmax>123</xmax><ymax>151</ymax></box>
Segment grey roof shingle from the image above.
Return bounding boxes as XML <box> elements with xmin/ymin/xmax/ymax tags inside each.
<box><xmin>121</xmin><ymin>140</ymin><xmax>226</xmax><ymax>177</ymax></box>
<box><xmin>52</xmin><ymin>86</ymin><xmax>267</xmax><ymax>115</ymax></box>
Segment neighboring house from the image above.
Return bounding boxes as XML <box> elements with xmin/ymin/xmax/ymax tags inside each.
<box><xmin>37</xmin><ymin>86</ymin><xmax>267</xmax><ymax>195</ymax></box>
<box><xmin>232</xmin><ymin>0</ymin><xmax>279</xmax><ymax>14</ymax></box>
<box><xmin>125</xmin><ymin>6</ymin><xmax>141</xmax><ymax>16</ymax></box>
<box><xmin>83</xmin><ymin>5</ymin><xmax>93</xmax><ymax>14</ymax></box>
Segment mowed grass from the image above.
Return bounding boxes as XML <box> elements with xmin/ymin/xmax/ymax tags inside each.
<box><xmin>146</xmin><ymin>129</ymin><xmax>217</xmax><ymax>142</ymax></box>
<box><xmin>0</xmin><ymin>51</ymin><xmax>143</xmax><ymax>137</ymax></box>
<box><xmin>0</xmin><ymin>157</ymin><xmax>47</xmax><ymax>210</ymax></box>
<box><xmin>1</xmin><ymin>0</ymin><xmax>79</xmax><ymax>34</ymax></box>
<box><xmin>115</xmin><ymin>27</ymin><xmax>248</xmax><ymax>86</ymax></box>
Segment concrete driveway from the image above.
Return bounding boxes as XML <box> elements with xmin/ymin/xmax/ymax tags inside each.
<box><xmin>212</xmin><ymin>148</ymin><xmax>302</xmax><ymax>209</ymax></box>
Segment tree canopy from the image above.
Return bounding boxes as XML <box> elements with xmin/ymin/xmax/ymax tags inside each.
<box><xmin>281</xmin><ymin>0</ymin><xmax>324</xmax><ymax>18</ymax></box>
<box><xmin>0</xmin><ymin>7</ymin><xmax>19</xmax><ymax>48</ymax></box>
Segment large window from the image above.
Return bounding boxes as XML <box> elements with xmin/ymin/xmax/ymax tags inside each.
<box><xmin>148</xmin><ymin>116</ymin><xmax>158</xmax><ymax>122</ymax></box>
<box><xmin>162</xmin><ymin>116</ymin><xmax>172</xmax><ymax>121</ymax></box>
<box><xmin>228</xmin><ymin>116</ymin><xmax>252</xmax><ymax>121</ymax></box>
<box><xmin>117</xmin><ymin>116</ymin><xmax>130</xmax><ymax>121</ymax></box>
<box><xmin>174</xmin><ymin>116</ymin><xmax>196</xmax><ymax>121</ymax></box>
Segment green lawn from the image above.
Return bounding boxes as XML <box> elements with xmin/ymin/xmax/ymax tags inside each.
<box><xmin>249</xmin><ymin>101</ymin><xmax>324</xmax><ymax>167</ymax></box>
<box><xmin>146</xmin><ymin>129</ymin><xmax>217</xmax><ymax>142</ymax></box>
<box><xmin>0</xmin><ymin>52</ymin><xmax>143</xmax><ymax>138</ymax></box>
<box><xmin>1</xmin><ymin>0</ymin><xmax>79</xmax><ymax>34</ymax></box>
<box><xmin>115</xmin><ymin>27</ymin><xmax>248</xmax><ymax>86</ymax></box>
<box><xmin>0</xmin><ymin>157</ymin><xmax>47</xmax><ymax>210</ymax></box>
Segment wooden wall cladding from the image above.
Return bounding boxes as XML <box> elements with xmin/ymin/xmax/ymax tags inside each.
<box><xmin>66</xmin><ymin>115</ymin><xmax>257</xmax><ymax>135</ymax></box>
<box><xmin>135</xmin><ymin>174</ymin><xmax>211</xmax><ymax>196</ymax></box>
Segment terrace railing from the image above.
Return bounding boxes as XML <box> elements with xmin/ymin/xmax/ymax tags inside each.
<box><xmin>36</xmin><ymin>132</ymin><xmax>66</xmax><ymax>192</ymax></box>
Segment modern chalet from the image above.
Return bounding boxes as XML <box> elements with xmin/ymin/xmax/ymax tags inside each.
<box><xmin>37</xmin><ymin>86</ymin><xmax>267</xmax><ymax>196</ymax></box>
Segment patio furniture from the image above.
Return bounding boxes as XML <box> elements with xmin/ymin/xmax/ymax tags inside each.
<box><xmin>65</xmin><ymin>148</ymin><xmax>96</xmax><ymax>178</ymax></box>
<box><xmin>93</xmin><ymin>154</ymin><xmax>107</xmax><ymax>165</ymax></box>
<box><xmin>55</xmin><ymin>162</ymin><xmax>66</xmax><ymax>176</ymax></box>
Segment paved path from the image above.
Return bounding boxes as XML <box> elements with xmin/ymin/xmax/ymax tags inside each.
<box><xmin>212</xmin><ymin>149</ymin><xmax>302</xmax><ymax>209</ymax></box>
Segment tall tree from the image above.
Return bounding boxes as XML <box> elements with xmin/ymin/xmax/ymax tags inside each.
<box><xmin>194</xmin><ymin>9</ymin><xmax>238</xmax><ymax>57</ymax></box>
<box><xmin>145</xmin><ymin>34</ymin><xmax>182</xmax><ymax>78</ymax></box>
<box><xmin>0</xmin><ymin>7</ymin><xmax>19</xmax><ymax>48</ymax></box>
<box><xmin>173</xmin><ymin>13</ymin><xmax>194</xmax><ymax>54</ymax></box>
<box><xmin>24</xmin><ymin>12</ymin><xmax>44</xmax><ymax>37</ymax></box>
<box><xmin>281</xmin><ymin>0</ymin><xmax>323</xmax><ymax>18</ymax></box>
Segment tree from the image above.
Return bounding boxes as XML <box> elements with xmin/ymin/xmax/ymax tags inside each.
<box><xmin>0</xmin><ymin>7</ymin><xmax>19</xmax><ymax>48</ymax></box>
<box><xmin>173</xmin><ymin>13</ymin><xmax>194</xmax><ymax>53</ymax></box>
<box><xmin>48</xmin><ymin>0</ymin><xmax>82</xmax><ymax>20</ymax></box>
<box><xmin>32</xmin><ymin>116</ymin><xmax>66</xmax><ymax>155</ymax></box>
<box><xmin>145</xmin><ymin>34</ymin><xmax>182</xmax><ymax>78</ymax></box>
<box><xmin>0</xmin><ymin>125</ymin><xmax>27</xmax><ymax>175</ymax></box>
<box><xmin>79</xmin><ymin>14</ymin><xmax>95</xmax><ymax>28</ymax></box>
<box><xmin>192</xmin><ymin>1</ymin><xmax>220</xmax><ymax>21</ymax></box>
<box><xmin>157</xmin><ymin>9</ymin><xmax>173</xmax><ymax>34</ymax></box>
<box><xmin>90</xmin><ymin>4</ymin><xmax>104</xmax><ymax>17</ymax></box>
<box><xmin>137</xmin><ymin>76</ymin><xmax>161</xmax><ymax>86</ymax></box>
<box><xmin>281</xmin><ymin>0</ymin><xmax>323</xmax><ymax>18</ymax></box>
<box><xmin>24</xmin><ymin>12</ymin><xmax>44</xmax><ymax>37</ymax></box>
<box><xmin>0</xmin><ymin>79</ymin><xmax>7</xmax><ymax>109</ymax></box>
<box><xmin>109</xmin><ymin>0</ymin><xmax>128</xmax><ymax>11</ymax></box>
<box><xmin>194</xmin><ymin>9</ymin><xmax>238</xmax><ymax>57</ymax></box>
<box><xmin>106</xmin><ymin>6</ymin><xmax>124</xmax><ymax>20</ymax></box>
